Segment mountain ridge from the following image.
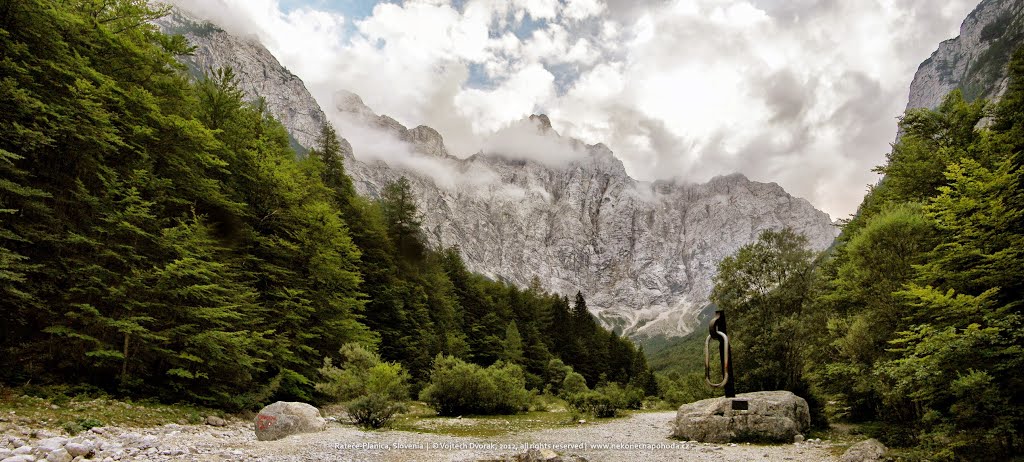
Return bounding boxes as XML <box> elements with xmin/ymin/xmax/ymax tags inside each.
<box><xmin>155</xmin><ymin>10</ymin><xmax>840</xmax><ymax>340</ymax></box>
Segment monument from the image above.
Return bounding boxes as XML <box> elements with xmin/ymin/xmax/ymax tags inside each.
<box><xmin>673</xmin><ymin>310</ymin><xmax>810</xmax><ymax>443</ymax></box>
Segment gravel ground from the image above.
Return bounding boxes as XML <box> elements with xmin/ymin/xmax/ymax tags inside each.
<box><xmin>2</xmin><ymin>411</ymin><xmax>840</xmax><ymax>461</ymax></box>
<box><xmin>166</xmin><ymin>411</ymin><xmax>838</xmax><ymax>462</ymax></box>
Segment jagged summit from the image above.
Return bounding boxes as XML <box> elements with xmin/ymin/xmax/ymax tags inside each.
<box><xmin>406</xmin><ymin>125</ymin><xmax>449</xmax><ymax>158</ymax></box>
<box><xmin>156</xmin><ymin>13</ymin><xmax>840</xmax><ymax>339</ymax></box>
<box><xmin>529</xmin><ymin>113</ymin><xmax>554</xmax><ymax>131</ymax></box>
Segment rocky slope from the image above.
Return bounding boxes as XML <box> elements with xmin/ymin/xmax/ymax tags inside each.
<box><xmin>156</xmin><ymin>11</ymin><xmax>839</xmax><ymax>340</ymax></box>
<box><xmin>154</xmin><ymin>12</ymin><xmax>328</xmax><ymax>150</ymax></box>
<box><xmin>906</xmin><ymin>0</ymin><xmax>1024</xmax><ymax>111</ymax></box>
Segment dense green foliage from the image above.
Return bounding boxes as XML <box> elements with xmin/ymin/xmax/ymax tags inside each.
<box><xmin>418</xmin><ymin>355</ymin><xmax>530</xmax><ymax>416</ymax></box>
<box><xmin>708</xmin><ymin>49</ymin><xmax>1024</xmax><ymax>459</ymax></box>
<box><xmin>0</xmin><ymin>0</ymin><xmax>651</xmax><ymax>410</ymax></box>
<box><xmin>565</xmin><ymin>382</ymin><xmax>643</xmax><ymax>418</ymax></box>
<box><xmin>315</xmin><ymin>343</ymin><xmax>409</xmax><ymax>428</ymax></box>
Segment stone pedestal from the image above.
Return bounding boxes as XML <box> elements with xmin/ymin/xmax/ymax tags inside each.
<box><xmin>672</xmin><ymin>391</ymin><xmax>810</xmax><ymax>443</ymax></box>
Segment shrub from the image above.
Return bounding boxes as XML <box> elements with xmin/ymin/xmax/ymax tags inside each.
<box><xmin>419</xmin><ymin>355</ymin><xmax>530</xmax><ymax>416</ymax></box>
<box><xmin>656</xmin><ymin>372</ymin><xmax>715</xmax><ymax>407</ymax></box>
<box><xmin>567</xmin><ymin>390</ymin><xmax>618</xmax><ymax>418</ymax></box>
<box><xmin>346</xmin><ymin>394</ymin><xmax>405</xmax><ymax>429</ymax></box>
<box><xmin>544</xmin><ymin>359</ymin><xmax>572</xmax><ymax>392</ymax></box>
<box><xmin>62</xmin><ymin>417</ymin><xmax>104</xmax><ymax>435</ymax></box>
<box><xmin>566</xmin><ymin>382</ymin><xmax>641</xmax><ymax>417</ymax></box>
<box><xmin>602</xmin><ymin>383</ymin><xmax>644</xmax><ymax>410</ymax></box>
<box><xmin>317</xmin><ymin>343</ymin><xmax>410</xmax><ymax>402</ymax></box>
<box><xmin>560</xmin><ymin>371</ymin><xmax>588</xmax><ymax>398</ymax></box>
<box><xmin>316</xmin><ymin>343</ymin><xmax>411</xmax><ymax>429</ymax></box>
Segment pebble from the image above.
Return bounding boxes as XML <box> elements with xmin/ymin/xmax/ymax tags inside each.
<box><xmin>36</xmin><ymin>438</ymin><xmax>66</xmax><ymax>453</ymax></box>
<box><xmin>45</xmin><ymin>448</ymin><xmax>71</xmax><ymax>462</ymax></box>
<box><xmin>63</xmin><ymin>443</ymin><xmax>92</xmax><ymax>458</ymax></box>
<box><xmin>1</xmin><ymin>455</ymin><xmax>36</xmax><ymax>462</ymax></box>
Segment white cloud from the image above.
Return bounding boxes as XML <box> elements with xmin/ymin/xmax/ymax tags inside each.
<box><xmin>512</xmin><ymin>0</ymin><xmax>560</xmax><ymax>20</ymax></box>
<box><xmin>563</xmin><ymin>0</ymin><xmax>605</xmax><ymax>20</ymax></box>
<box><xmin>168</xmin><ymin>0</ymin><xmax>980</xmax><ymax>220</ymax></box>
<box><xmin>482</xmin><ymin>117</ymin><xmax>589</xmax><ymax>167</ymax></box>
<box><xmin>455</xmin><ymin>63</ymin><xmax>556</xmax><ymax>133</ymax></box>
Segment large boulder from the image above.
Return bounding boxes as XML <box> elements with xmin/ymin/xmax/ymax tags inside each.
<box><xmin>254</xmin><ymin>401</ymin><xmax>326</xmax><ymax>441</ymax></box>
<box><xmin>673</xmin><ymin>391</ymin><xmax>810</xmax><ymax>443</ymax></box>
<box><xmin>840</xmin><ymin>439</ymin><xmax>887</xmax><ymax>462</ymax></box>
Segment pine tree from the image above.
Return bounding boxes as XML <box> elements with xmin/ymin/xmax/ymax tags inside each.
<box><xmin>380</xmin><ymin>177</ymin><xmax>424</xmax><ymax>261</ymax></box>
<box><xmin>500</xmin><ymin>321</ymin><xmax>524</xmax><ymax>364</ymax></box>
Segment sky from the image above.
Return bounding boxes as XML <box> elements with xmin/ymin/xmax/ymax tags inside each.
<box><xmin>166</xmin><ymin>0</ymin><xmax>980</xmax><ymax>220</ymax></box>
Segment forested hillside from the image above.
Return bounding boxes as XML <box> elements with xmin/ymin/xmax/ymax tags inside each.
<box><xmin>709</xmin><ymin>50</ymin><xmax>1024</xmax><ymax>460</ymax></box>
<box><xmin>0</xmin><ymin>0</ymin><xmax>652</xmax><ymax>410</ymax></box>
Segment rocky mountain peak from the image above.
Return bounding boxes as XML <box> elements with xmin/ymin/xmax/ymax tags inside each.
<box><xmin>582</xmin><ymin>142</ymin><xmax>628</xmax><ymax>177</ymax></box>
<box><xmin>162</xmin><ymin>13</ymin><xmax>840</xmax><ymax>339</ymax></box>
<box><xmin>335</xmin><ymin>89</ymin><xmax>375</xmax><ymax>119</ymax></box>
<box><xmin>906</xmin><ymin>0</ymin><xmax>1022</xmax><ymax>112</ymax></box>
<box><xmin>529</xmin><ymin>113</ymin><xmax>554</xmax><ymax>131</ymax></box>
<box><xmin>406</xmin><ymin>125</ymin><xmax>450</xmax><ymax>158</ymax></box>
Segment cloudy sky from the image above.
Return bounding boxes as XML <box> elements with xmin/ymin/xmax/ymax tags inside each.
<box><xmin>168</xmin><ymin>0</ymin><xmax>979</xmax><ymax>219</ymax></box>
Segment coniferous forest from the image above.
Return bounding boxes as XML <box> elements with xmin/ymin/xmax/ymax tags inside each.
<box><xmin>0</xmin><ymin>0</ymin><xmax>653</xmax><ymax>410</ymax></box>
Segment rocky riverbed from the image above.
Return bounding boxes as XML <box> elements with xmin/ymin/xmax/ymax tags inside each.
<box><xmin>1</xmin><ymin>411</ymin><xmax>840</xmax><ymax>462</ymax></box>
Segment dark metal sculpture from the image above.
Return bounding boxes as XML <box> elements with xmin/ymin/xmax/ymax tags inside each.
<box><xmin>704</xmin><ymin>310</ymin><xmax>736</xmax><ymax>398</ymax></box>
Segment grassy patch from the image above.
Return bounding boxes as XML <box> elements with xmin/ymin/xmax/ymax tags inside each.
<box><xmin>388</xmin><ymin>401</ymin><xmax>632</xmax><ymax>437</ymax></box>
<box><xmin>0</xmin><ymin>386</ymin><xmax>222</xmax><ymax>432</ymax></box>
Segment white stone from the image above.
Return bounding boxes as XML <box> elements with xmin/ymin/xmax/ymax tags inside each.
<box><xmin>840</xmin><ymin>439</ymin><xmax>887</xmax><ymax>462</ymax></box>
<box><xmin>673</xmin><ymin>391</ymin><xmax>811</xmax><ymax>443</ymax></box>
<box><xmin>253</xmin><ymin>401</ymin><xmax>326</xmax><ymax>441</ymax></box>
<box><xmin>1</xmin><ymin>455</ymin><xmax>36</xmax><ymax>462</ymax></box>
<box><xmin>45</xmin><ymin>448</ymin><xmax>71</xmax><ymax>462</ymax></box>
<box><xmin>62</xmin><ymin>443</ymin><xmax>91</xmax><ymax>458</ymax></box>
<box><xmin>35</xmin><ymin>438</ymin><xmax>65</xmax><ymax>453</ymax></box>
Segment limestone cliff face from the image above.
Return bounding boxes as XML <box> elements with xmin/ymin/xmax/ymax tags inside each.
<box><xmin>158</xmin><ymin>12</ymin><xmax>839</xmax><ymax>339</ymax></box>
<box><xmin>335</xmin><ymin>99</ymin><xmax>839</xmax><ymax>339</ymax></box>
<box><xmin>907</xmin><ymin>0</ymin><xmax>1024</xmax><ymax>111</ymax></box>
<box><xmin>153</xmin><ymin>12</ymin><xmax>327</xmax><ymax>150</ymax></box>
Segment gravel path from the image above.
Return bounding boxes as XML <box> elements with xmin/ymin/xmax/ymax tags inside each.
<box><xmin>3</xmin><ymin>411</ymin><xmax>840</xmax><ymax>461</ymax></box>
<box><xmin>166</xmin><ymin>411</ymin><xmax>837</xmax><ymax>462</ymax></box>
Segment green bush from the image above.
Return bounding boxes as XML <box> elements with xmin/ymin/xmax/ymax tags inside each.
<box><xmin>566</xmin><ymin>382</ymin><xmax>642</xmax><ymax>417</ymax></box>
<box><xmin>559</xmin><ymin>371</ymin><xmax>588</xmax><ymax>398</ymax></box>
<box><xmin>567</xmin><ymin>390</ymin><xmax>618</xmax><ymax>417</ymax></box>
<box><xmin>345</xmin><ymin>393</ymin><xmax>406</xmax><ymax>429</ymax></box>
<box><xmin>656</xmin><ymin>372</ymin><xmax>715</xmax><ymax>407</ymax></box>
<box><xmin>62</xmin><ymin>417</ymin><xmax>104</xmax><ymax>435</ymax></box>
<box><xmin>419</xmin><ymin>355</ymin><xmax>530</xmax><ymax>416</ymax></box>
<box><xmin>317</xmin><ymin>343</ymin><xmax>411</xmax><ymax>429</ymax></box>
<box><xmin>317</xmin><ymin>343</ymin><xmax>410</xmax><ymax>401</ymax></box>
